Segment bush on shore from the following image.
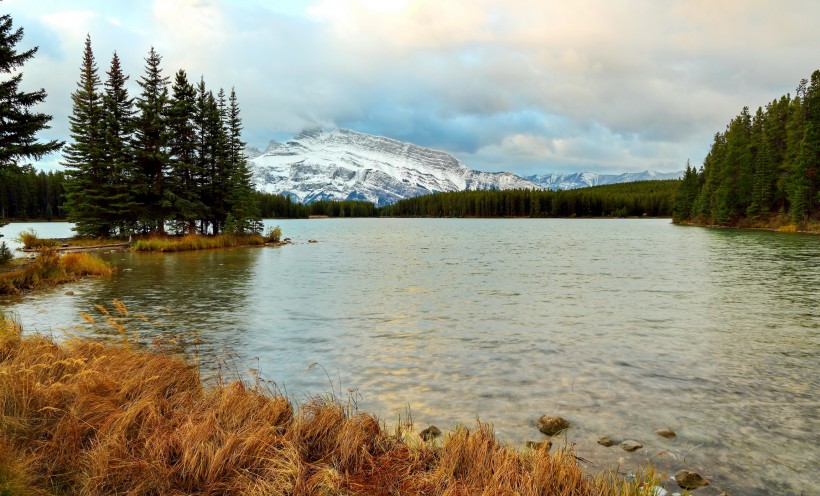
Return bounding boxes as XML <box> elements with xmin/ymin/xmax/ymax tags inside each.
<box><xmin>0</xmin><ymin>306</ymin><xmax>661</xmax><ymax>496</ymax></box>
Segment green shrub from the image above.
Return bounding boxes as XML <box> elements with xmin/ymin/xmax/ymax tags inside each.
<box><xmin>265</xmin><ymin>225</ymin><xmax>282</xmax><ymax>243</ymax></box>
<box><xmin>0</xmin><ymin>242</ymin><xmax>11</xmax><ymax>267</ymax></box>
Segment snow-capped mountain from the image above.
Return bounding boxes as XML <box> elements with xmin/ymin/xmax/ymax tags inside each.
<box><xmin>526</xmin><ymin>170</ymin><xmax>683</xmax><ymax>190</ymax></box>
<box><xmin>247</xmin><ymin>129</ymin><xmax>539</xmax><ymax>207</ymax></box>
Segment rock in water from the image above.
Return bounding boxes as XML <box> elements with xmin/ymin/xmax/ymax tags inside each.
<box><xmin>619</xmin><ymin>440</ymin><xmax>643</xmax><ymax>452</ymax></box>
<box><xmin>656</xmin><ymin>428</ymin><xmax>676</xmax><ymax>438</ymax></box>
<box><xmin>674</xmin><ymin>470</ymin><xmax>709</xmax><ymax>490</ymax></box>
<box><xmin>597</xmin><ymin>436</ymin><xmax>615</xmax><ymax>447</ymax></box>
<box><xmin>420</xmin><ymin>425</ymin><xmax>441</xmax><ymax>441</ymax></box>
<box><xmin>537</xmin><ymin>415</ymin><xmax>571</xmax><ymax>435</ymax></box>
<box><xmin>525</xmin><ymin>440</ymin><xmax>553</xmax><ymax>452</ymax></box>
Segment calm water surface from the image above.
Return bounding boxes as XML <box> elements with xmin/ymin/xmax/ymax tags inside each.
<box><xmin>1</xmin><ymin>219</ymin><xmax>818</xmax><ymax>495</ymax></box>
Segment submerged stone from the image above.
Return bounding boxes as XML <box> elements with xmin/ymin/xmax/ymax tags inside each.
<box><xmin>656</xmin><ymin>428</ymin><xmax>676</xmax><ymax>438</ymax></box>
<box><xmin>420</xmin><ymin>425</ymin><xmax>441</xmax><ymax>441</ymax></box>
<box><xmin>619</xmin><ymin>440</ymin><xmax>643</xmax><ymax>452</ymax></box>
<box><xmin>597</xmin><ymin>436</ymin><xmax>615</xmax><ymax>447</ymax></box>
<box><xmin>537</xmin><ymin>415</ymin><xmax>570</xmax><ymax>435</ymax></box>
<box><xmin>675</xmin><ymin>470</ymin><xmax>709</xmax><ymax>490</ymax></box>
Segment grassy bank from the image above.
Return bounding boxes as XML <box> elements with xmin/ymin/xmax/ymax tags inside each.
<box><xmin>131</xmin><ymin>233</ymin><xmax>269</xmax><ymax>253</ymax></box>
<box><xmin>0</xmin><ymin>251</ymin><xmax>113</xmax><ymax>295</ymax></box>
<box><xmin>0</xmin><ymin>312</ymin><xmax>660</xmax><ymax>495</ymax></box>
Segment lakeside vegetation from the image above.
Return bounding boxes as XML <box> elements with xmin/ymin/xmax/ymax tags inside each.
<box><xmin>673</xmin><ymin>70</ymin><xmax>820</xmax><ymax>230</ymax></box>
<box><xmin>0</xmin><ymin>308</ymin><xmax>661</xmax><ymax>495</ymax></box>
<box><xmin>0</xmin><ymin>250</ymin><xmax>112</xmax><ymax>295</ymax></box>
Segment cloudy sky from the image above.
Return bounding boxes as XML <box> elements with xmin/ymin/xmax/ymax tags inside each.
<box><xmin>5</xmin><ymin>0</ymin><xmax>820</xmax><ymax>176</ymax></box>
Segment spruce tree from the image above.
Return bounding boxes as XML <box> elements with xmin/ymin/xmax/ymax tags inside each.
<box><xmin>0</xmin><ymin>11</ymin><xmax>62</xmax><ymax>248</ymax></box>
<box><xmin>0</xmin><ymin>13</ymin><xmax>62</xmax><ymax>170</ymax></box>
<box><xmin>167</xmin><ymin>69</ymin><xmax>201</xmax><ymax>234</ymax></box>
<box><xmin>63</xmin><ymin>35</ymin><xmax>111</xmax><ymax>237</ymax></box>
<box><xmin>223</xmin><ymin>88</ymin><xmax>261</xmax><ymax>234</ymax></box>
<box><xmin>133</xmin><ymin>47</ymin><xmax>170</xmax><ymax>234</ymax></box>
<box><xmin>101</xmin><ymin>51</ymin><xmax>138</xmax><ymax>234</ymax></box>
<box><xmin>791</xmin><ymin>70</ymin><xmax>820</xmax><ymax>223</ymax></box>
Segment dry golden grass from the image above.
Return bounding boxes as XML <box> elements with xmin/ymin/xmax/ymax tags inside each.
<box><xmin>0</xmin><ymin>250</ymin><xmax>113</xmax><ymax>295</ymax></box>
<box><xmin>131</xmin><ymin>233</ymin><xmax>266</xmax><ymax>253</ymax></box>
<box><xmin>0</xmin><ymin>307</ymin><xmax>662</xmax><ymax>496</ymax></box>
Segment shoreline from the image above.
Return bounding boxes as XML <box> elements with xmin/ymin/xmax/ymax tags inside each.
<box><xmin>0</xmin><ymin>316</ymin><xmax>669</xmax><ymax>495</ymax></box>
<box><xmin>673</xmin><ymin>220</ymin><xmax>820</xmax><ymax>235</ymax></box>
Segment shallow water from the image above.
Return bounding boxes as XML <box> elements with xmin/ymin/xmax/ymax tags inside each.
<box><xmin>1</xmin><ymin>219</ymin><xmax>818</xmax><ymax>495</ymax></box>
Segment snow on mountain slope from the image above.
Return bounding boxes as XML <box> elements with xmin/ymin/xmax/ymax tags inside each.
<box><xmin>526</xmin><ymin>170</ymin><xmax>683</xmax><ymax>190</ymax></box>
<box><xmin>248</xmin><ymin>129</ymin><xmax>539</xmax><ymax>206</ymax></box>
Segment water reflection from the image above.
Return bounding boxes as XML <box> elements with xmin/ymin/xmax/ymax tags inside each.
<box><xmin>1</xmin><ymin>219</ymin><xmax>818</xmax><ymax>495</ymax></box>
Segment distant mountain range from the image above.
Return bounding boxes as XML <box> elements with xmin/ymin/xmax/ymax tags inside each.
<box><xmin>524</xmin><ymin>170</ymin><xmax>683</xmax><ymax>190</ymax></box>
<box><xmin>246</xmin><ymin>129</ymin><xmax>682</xmax><ymax>206</ymax></box>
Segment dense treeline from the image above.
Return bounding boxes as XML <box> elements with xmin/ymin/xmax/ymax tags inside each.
<box><xmin>378</xmin><ymin>180</ymin><xmax>678</xmax><ymax>218</ymax></box>
<box><xmin>63</xmin><ymin>36</ymin><xmax>261</xmax><ymax>237</ymax></box>
<box><xmin>255</xmin><ymin>193</ymin><xmax>376</xmax><ymax>218</ymax></box>
<box><xmin>0</xmin><ymin>167</ymin><xmax>66</xmax><ymax>220</ymax></box>
<box><xmin>674</xmin><ymin>70</ymin><xmax>820</xmax><ymax>227</ymax></box>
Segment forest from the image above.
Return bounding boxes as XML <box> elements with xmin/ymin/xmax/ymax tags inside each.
<box><xmin>378</xmin><ymin>180</ymin><xmax>679</xmax><ymax>218</ymax></box>
<box><xmin>673</xmin><ymin>70</ymin><xmax>820</xmax><ymax>228</ymax></box>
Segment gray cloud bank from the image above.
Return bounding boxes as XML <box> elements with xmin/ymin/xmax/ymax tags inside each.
<box><xmin>6</xmin><ymin>0</ymin><xmax>820</xmax><ymax>175</ymax></box>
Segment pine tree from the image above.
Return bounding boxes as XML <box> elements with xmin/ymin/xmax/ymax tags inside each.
<box><xmin>791</xmin><ymin>70</ymin><xmax>820</xmax><ymax>224</ymax></box>
<box><xmin>223</xmin><ymin>88</ymin><xmax>261</xmax><ymax>234</ymax></box>
<box><xmin>101</xmin><ymin>51</ymin><xmax>138</xmax><ymax>234</ymax></box>
<box><xmin>0</xmin><ymin>13</ymin><xmax>62</xmax><ymax>170</ymax></box>
<box><xmin>167</xmin><ymin>69</ymin><xmax>201</xmax><ymax>234</ymax></box>
<box><xmin>133</xmin><ymin>47</ymin><xmax>170</xmax><ymax>234</ymax></box>
<box><xmin>0</xmin><ymin>11</ymin><xmax>62</xmax><ymax>247</ymax></box>
<box><xmin>63</xmin><ymin>35</ymin><xmax>111</xmax><ymax>237</ymax></box>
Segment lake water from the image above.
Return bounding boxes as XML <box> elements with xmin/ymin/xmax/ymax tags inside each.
<box><xmin>1</xmin><ymin>219</ymin><xmax>818</xmax><ymax>495</ymax></box>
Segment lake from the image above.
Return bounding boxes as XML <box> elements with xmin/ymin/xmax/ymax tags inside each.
<box><xmin>1</xmin><ymin>218</ymin><xmax>818</xmax><ymax>495</ymax></box>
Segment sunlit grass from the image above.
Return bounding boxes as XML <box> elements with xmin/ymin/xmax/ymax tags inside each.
<box><xmin>0</xmin><ymin>250</ymin><xmax>113</xmax><ymax>295</ymax></box>
<box><xmin>0</xmin><ymin>304</ymin><xmax>662</xmax><ymax>495</ymax></box>
<box><xmin>131</xmin><ymin>233</ymin><xmax>266</xmax><ymax>253</ymax></box>
<box><xmin>14</xmin><ymin>228</ymin><xmax>59</xmax><ymax>250</ymax></box>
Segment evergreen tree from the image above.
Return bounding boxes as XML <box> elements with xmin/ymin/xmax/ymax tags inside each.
<box><xmin>223</xmin><ymin>88</ymin><xmax>261</xmax><ymax>234</ymax></box>
<box><xmin>0</xmin><ymin>11</ymin><xmax>62</xmax><ymax>248</ymax></box>
<box><xmin>166</xmin><ymin>69</ymin><xmax>201</xmax><ymax>234</ymax></box>
<box><xmin>673</xmin><ymin>161</ymin><xmax>699</xmax><ymax>221</ymax></box>
<box><xmin>0</xmin><ymin>12</ymin><xmax>62</xmax><ymax>170</ymax></box>
<box><xmin>63</xmin><ymin>35</ymin><xmax>111</xmax><ymax>237</ymax></box>
<box><xmin>133</xmin><ymin>47</ymin><xmax>170</xmax><ymax>234</ymax></box>
<box><xmin>101</xmin><ymin>51</ymin><xmax>138</xmax><ymax>234</ymax></box>
<box><xmin>791</xmin><ymin>70</ymin><xmax>820</xmax><ymax>223</ymax></box>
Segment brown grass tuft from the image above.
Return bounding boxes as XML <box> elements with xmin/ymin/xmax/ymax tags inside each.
<box><xmin>131</xmin><ymin>233</ymin><xmax>266</xmax><ymax>253</ymax></box>
<box><xmin>0</xmin><ymin>309</ymin><xmax>660</xmax><ymax>495</ymax></box>
<box><xmin>0</xmin><ymin>250</ymin><xmax>113</xmax><ymax>295</ymax></box>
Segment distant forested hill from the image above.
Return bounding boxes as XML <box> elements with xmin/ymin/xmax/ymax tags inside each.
<box><xmin>378</xmin><ymin>180</ymin><xmax>679</xmax><ymax>218</ymax></box>
<box><xmin>673</xmin><ymin>70</ymin><xmax>820</xmax><ymax>229</ymax></box>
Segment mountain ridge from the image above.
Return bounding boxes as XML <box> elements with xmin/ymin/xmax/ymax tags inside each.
<box><xmin>246</xmin><ymin>129</ymin><xmax>682</xmax><ymax>206</ymax></box>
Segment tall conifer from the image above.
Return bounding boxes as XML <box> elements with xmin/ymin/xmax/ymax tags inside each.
<box><xmin>133</xmin><ymin>47</ymin><xmax>170</xmax><ymax>234</ymax></box>
<box><xmin>63</xmin><ymin>35</ymin><xmax>111</xmax><ymax>237</ymax></box>
<box><xmin>0</xmin><ymin>10</ymin><xmax>62</xmax><ymax>248</ymax></box>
